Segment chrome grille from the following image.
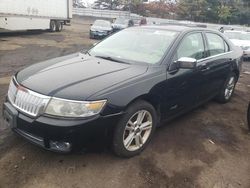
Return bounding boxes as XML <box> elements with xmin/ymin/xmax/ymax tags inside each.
<box><xmin>7</xmin><ymin>78</ymin><xmax>50</xmax><ymax>117</ymax></box>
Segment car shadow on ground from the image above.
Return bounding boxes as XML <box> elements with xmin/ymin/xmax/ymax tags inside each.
<box><xmin>0</xmin><ymin>30</ymin><xmax>46</xmax><ymax>38</ymax></box>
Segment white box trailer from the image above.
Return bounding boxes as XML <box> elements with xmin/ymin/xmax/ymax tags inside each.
<box><xmin>0</xmin><ymin>0</ymin><xmax>72</xmax><ymax>32</ymax></box>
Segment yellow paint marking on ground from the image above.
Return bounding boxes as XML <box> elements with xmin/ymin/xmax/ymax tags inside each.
<box><xmin>0</xmin><ymin>76</ymin><xmax>11</xmax><ymax>85</ymax></box>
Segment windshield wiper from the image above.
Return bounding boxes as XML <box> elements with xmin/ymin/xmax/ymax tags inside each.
<box><xmin>95</xmin><ymin>56</ymin><xmax>130</xmax><ymax>64</ymax></box>
<box><xmin>85</xmin><ymin>51</ymin><xmax>91</xmax><ymax>56</ymax></box>
<box><xmin>80</xmin><ymin>50</ymin><xmax>91</xmax><ymax>56</ymax></box>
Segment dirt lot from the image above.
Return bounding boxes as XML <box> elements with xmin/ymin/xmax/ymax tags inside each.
<box><xmin>0</xmin><ymin>16</ymin><xmax>250</xmax><ymax>188</ymax></box>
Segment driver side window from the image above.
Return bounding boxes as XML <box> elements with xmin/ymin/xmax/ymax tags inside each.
<box><xmin>176</xmin><ymin>33</ymin><xmax>205</xmax><ymax>60</ymax></box>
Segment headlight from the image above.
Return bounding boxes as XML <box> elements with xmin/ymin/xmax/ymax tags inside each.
<box><xmin>44</xmin><ymin>98</ymin><xmax>107</xmax><ymax>118</ymax></box>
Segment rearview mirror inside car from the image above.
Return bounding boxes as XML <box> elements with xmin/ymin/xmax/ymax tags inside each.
<box><xmin>177</xmin><ymin>57</ymin><xmax>197</xmax><ymax>69</ymax></box>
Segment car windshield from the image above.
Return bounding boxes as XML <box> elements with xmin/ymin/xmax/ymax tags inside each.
<box><xmin>114</xmin><ymin>18</ymin><xmax>128</xmax><ymax>25</ymax></box>
<box><xmin>93</xmin><ymin>20</ymin><xmax>111</xmax><ymax>27</ymax></box>
<box><xmin>89</xmin><ymin>28</ymin><xmax>179</xmax><ymax>64</ymax></box>
<box><xmin>225</xmin><ymin>31</ymin><xmax>250</xmax><ymax>40</ymax></box>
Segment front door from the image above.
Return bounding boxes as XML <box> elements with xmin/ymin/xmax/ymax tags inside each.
<box><xmin>163</xmin><ymin>32</ymin><xmax>206</xmax><ymax>118</ymax></box>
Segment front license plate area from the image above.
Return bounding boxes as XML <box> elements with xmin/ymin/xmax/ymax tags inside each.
<box><xmin>3</xmin><ymin>102</ymin><xmax>18</xmax><ymax>129</ymax></box>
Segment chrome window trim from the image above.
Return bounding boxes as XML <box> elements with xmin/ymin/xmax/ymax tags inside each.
<box><xmin>197</xmin><ymin>51</ymin><xmax>233</xmax><ymax>64</ymax></box>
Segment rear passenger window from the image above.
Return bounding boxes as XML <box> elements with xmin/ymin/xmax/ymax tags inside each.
<box><xmin>206</xmin><ymin>33</ymin><xmax>229</xmax><ymax>56</ymax></box>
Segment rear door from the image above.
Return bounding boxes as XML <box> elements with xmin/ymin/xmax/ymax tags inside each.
<box><xmin>197</xmin><ymin>32</ymin><xmax>233</xmax><ymax>102</ymax></box>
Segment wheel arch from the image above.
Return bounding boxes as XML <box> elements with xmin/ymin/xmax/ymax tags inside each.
<box><xmin>124</xmin><ymin>93</ymin><xmax>162</xmax><ymax>125</ymax></box>
<box><xmin>232</xmin><ymin>68</ymin><xmax>240</xmax><ymax>81</ymax></box>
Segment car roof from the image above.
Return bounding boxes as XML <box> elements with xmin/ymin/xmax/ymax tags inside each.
<box><xmin>139</xmin><ymin>25</ymin><xmax>210</xmax><ymax>32</ymax></box>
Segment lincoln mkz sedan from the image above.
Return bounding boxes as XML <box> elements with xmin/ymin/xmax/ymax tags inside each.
<box><xmin>3</xmin><ymin>26</ymin><xmax>242</xmax><ymax>157</ymax></box>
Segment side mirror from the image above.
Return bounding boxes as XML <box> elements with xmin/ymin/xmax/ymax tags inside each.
<box><xmin>177</xmin><ymin>57</ymin><xmax>197</xmax><ymax>69</ymax></box>
<box><xmin>90</xmin><ymin>24</ymin><xmax>93</xmax><ymax>26</ymax></box>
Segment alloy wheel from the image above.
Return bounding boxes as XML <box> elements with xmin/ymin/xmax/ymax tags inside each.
<box><xmin>123</xmin><ymin>110</ymin><xmax>153</xmax><ymax>151</ymax></box>
<box><xmin>224</xmin><ymin>76</ymin><xmax>235</xmax><ymax>100</ymax></box>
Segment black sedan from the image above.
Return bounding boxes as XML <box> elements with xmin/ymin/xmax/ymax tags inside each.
<box><xmin>3</xmin><ymin>26</ymin><xmax>243</xmax><ymax>157</ymax></box>
<box><xmin>112</xmin><ymin>18</ymin><xmax>134</xmax><ymax>32</ymax></box>
<box><xmin>89</xmin><ymin>20</ymin><xmax>113</xmax><ymax>39</ymax></box>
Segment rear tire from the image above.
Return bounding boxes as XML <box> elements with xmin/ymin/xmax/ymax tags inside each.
<box><xmin>112</xmin><ymin>100</ymin><xmax>157</xmax><ymax>158</ymax></box>
<box><xmin>215</xmin><ymin>72</ymin><xmax>237</xmax><ymax>103</ymax></box>
<box><xmin>55</xmin><ymin>21</ymin><xmax>63</xmax><ymax>32</ymax></box>
<box><xmin>50</xmin><ymin>20</ymin><xmax>56</xmax><ymax>32</ymax></box>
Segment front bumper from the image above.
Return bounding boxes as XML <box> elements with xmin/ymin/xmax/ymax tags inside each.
<box><xmin>3</xmin><ymin>101</ymin><xmax>122</xmax><ymax>153</ymax></box>
<box><xmin>89</xmin><ymin>31</ymin><xmax>109</xmax><ymax>39</ymax></box>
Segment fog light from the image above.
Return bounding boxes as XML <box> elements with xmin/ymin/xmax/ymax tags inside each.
<box><xmin>49</xmin><ymin>141</ymin><xmax>71</xmax><ymax>152</ymax></box>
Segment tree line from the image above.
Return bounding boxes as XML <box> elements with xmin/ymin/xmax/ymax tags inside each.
<box><xmin>175</xmin><ymin>0</ymin><xmax>250</xmax><ymax>25</ymax></box>
<box><xmin>75</xmin><ymin>0</ymin><xmax>250</xmax><ymax>25</ymax></box>
<box><xmin>143</xmin><ymin>0</ymin><xmax>249</xmax><ymax>25</ymax></box>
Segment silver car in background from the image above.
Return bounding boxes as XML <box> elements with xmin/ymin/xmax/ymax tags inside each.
<box><xmin>224</xmin><ymin>30</ymin><xmax>250</xmax><ymax>60</ymax></box>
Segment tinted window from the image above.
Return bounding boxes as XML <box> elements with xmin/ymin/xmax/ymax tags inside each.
<box><xmin>206</xmin><ymin>33</ymin><xmax>227</xmax><ymax>56</ymax></box>
<box><xmin>177</xmin><ymin>33</ymin><xmax>205</xmax><ymax>60</ymax></box>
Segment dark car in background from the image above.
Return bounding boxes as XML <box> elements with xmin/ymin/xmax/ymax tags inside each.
<box><xmin>3</xmin><ymin>26</ymin><xmax>242</xmax><ymax>157</ymax></box>
<box><xmin>89</xmin><ymin>20</ymin><xmax>113</xmax><ymax>39</ymax></box>
<box><xmin>112</xmin><ymin>18</ymin><xmax>134</xmax><ymax>32</ymax></box>
<box><xmin>133</xmin><ymin>18</ymin><xmax>147</xmax><ymax>26</ymax></box>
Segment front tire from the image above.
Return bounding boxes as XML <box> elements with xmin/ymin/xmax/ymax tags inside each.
<box><xmin>215</xmin><ymin>73</ymin><xmax>237</xmax><ymax>103</ymax></box>
<box><xmin>112</xmin><ymin>100</ymin><xmax>157</xmax><ymax>158</ymax></box>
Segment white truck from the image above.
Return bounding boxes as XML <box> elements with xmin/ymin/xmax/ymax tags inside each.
<box><xmin>0</xmin><ymin>0</ymin><xmax>72</xmax><ymax>32</ymax></box>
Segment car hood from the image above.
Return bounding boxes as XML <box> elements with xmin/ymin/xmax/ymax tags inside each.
<box><xmin>91</xmin><ymin>26</ymin><xmax>112</xmax><ymax>31</ymax></box>
<box><xmin>16</xmin><ymin>53</ymin><xmax>148</xmax><ymax>101</ymax></box>
<box><xmin>230</xmin><ymin>39</ymin><xmax>250</xmax><ymax>47</ymax></box>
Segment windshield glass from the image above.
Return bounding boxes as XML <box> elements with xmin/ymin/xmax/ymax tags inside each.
<box><xmin>225</xmin><ymin>31</ymin><xmax>250</xmax><ymax>40</ymax></box>
<box><xmin>114</xmin><ymin>18</ymin><xmax>129</xmax><ymax>25</ymax></box>
<box><xmin>89</xmin><ymin>28</ymin><xmax>179</xmax><ymax>64</ymax></box>
<box><xmin>93</xmin><ymin>20</ymin><xmax>111</xmax><ymax>27</ymax></box>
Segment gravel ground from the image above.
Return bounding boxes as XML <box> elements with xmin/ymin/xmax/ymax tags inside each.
<box><xmin>0</xmin><ymin>16</ymin><xmax>250</xmax><ymax>188</ymax></box>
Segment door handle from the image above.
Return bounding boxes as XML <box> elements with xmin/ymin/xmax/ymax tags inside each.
<box><xmin>199</xmin><ymin>64</ymin><xmax>210</xmax><ymax>72</ymax></box>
